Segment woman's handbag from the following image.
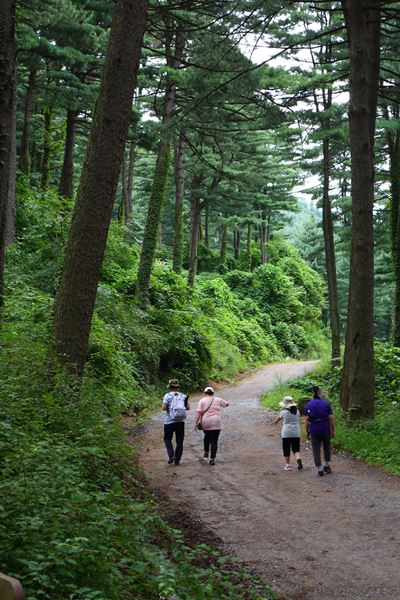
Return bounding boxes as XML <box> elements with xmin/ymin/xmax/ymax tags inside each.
<box><xmin>198</xmin><ymin>397</ymin><xmax>214</xmax><ymax>431</ymax></box>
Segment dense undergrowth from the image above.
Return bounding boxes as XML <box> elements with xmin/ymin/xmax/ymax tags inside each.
<box><xmin>261</xmin><ymin>343</ymin><xmax>400</xmax><ymax>476</ymax></box>
<box><xmin>0</xmin><ymin>182</ymin><xmax>327</xmax><ymax>598</ymax></box>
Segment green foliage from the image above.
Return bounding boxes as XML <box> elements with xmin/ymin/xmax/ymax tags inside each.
<box><xmin>1</xmin><ymin>182</ymin><xmax>325</xmax><ymax>597</ymax></box>
<box><xmin>1</xmin><ymin>193</ymin><xmax>276</xmax><ymax>599</ymax></box>
<box><xmin>8</xmin><ymin>181</ymin><xmax>326</xmax><ymax>393</ymax></box>
<box><xmin>223</xmin><ymin>242</ymin><xmax>326</xmax><ymax>359</ymax></box>
<box><xmin>197</xmin><ymin>243</ymin><xmax>220</xmax><ymax>272</ymax></box>
<box><xmin>273</xmin><ymin>322</ymin><xmax>308</xmax><ymax>357</ymax></box>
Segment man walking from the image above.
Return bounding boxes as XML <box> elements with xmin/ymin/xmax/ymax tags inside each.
<box><xmin>305</xmin><ymin>386</ymin><xmax>335</xmax><ymax>476</ymax></box>
<box><xmin>162</xmin><ymin>379</ymin><xmax>190</xmax><ymax>465</ymax></box>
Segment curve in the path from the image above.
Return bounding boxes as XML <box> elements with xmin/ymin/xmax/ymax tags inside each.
<box><xmin>137</xmin><ymin>361</ymin><xmax>400</xmax><ymax>600</ymax></box>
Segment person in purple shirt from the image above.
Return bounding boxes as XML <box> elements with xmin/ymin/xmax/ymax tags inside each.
<box><xmin>305</xmin><ymin>386</ymin><xmax>336</xmax><ymax>476</ymax></box>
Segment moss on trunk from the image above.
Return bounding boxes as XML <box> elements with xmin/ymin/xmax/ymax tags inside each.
<box><xmin>136</xmin><ymin>138</ymin><xmax>171</xmax><ymax>305</ymax></box>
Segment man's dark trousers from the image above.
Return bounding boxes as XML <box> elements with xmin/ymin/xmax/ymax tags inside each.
<box><xmin>164</xmin><ymin>422</ymin><xmax>185</xmax><ymax>461</ymax></box>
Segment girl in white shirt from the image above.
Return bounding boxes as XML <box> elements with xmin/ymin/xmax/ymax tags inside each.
<box><xmin>274</xmin><ymin>396</ymin><xmax>303</xmax><ymax>471</ymax></box>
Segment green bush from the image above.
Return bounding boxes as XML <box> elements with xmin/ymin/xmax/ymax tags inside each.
<box><xmin>224</xmin><ymin>269</ymin><xmax>254</xmax><ymax>297</ymax></box>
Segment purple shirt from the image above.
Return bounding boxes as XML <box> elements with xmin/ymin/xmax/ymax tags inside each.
<box><xmin>305</xmin><ymin>398</ymin><xmax>333</xmax><ymax>436</ymax></box>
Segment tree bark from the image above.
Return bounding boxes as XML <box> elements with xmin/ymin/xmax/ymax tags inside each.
<box><xmin>386</xmin><ymin>120</ymin><xmax>400</xmax><ymax>347</ymax></box>
<box><xmin>59</xmin><ymin>109</ymin><xmax>78</xmax><ymax>197</ymax></box>
<box><xmin>265</xmin><ymin>207</ymin><xmax>271</xmax><ymax>263</ymax></box>
<box><xmin>322</xmin><ymin>134</ymin><xmax>341</xmax><ymax>362</ymax></box>
<box><xmin>19</xmin><ymin>67</ymin><xmax>36</xmax><ymax>174</ymax></box>
<box><xmin>6</xmin><ymin>86</ymin><xmax>16</xmax><ymax>245</ymax></box>
<box><xmin>340</xmin><ymin>0</ymin><xmax>380</xmax><ymax>418</ymax></box>
<box><xmin>391</xmin><ymin>135</ymin><xmax>400</xmax><ymax>346</ymax></box>
<box><xmin>260</xmin><ymin>207</ymin><xmax>267</xmax><ymax>264</ymax></box>
<box><xmin>53</xmin><ymin>0</ymin><xmax>148</xmax><ymax>374</ymax></box>
<box><xmin>121</xmin><ymin>138</ymin><xmax>135</xmax><ymax>223</ymax></box>
<box><xmin>246</xmin><ymin>222</ymin><xmax>252</xmax><ymax>270</ymax></box>
<box><xmin>126</xmin><ymin>139</ymin><xmax>135</xmax><ymax>221</ymax></box>
<box><xmin>41</xmin><ymin>106</ymin><xmax>53</xmax><ymax>189</ymax></box>
<box><xmin>187</xmin><ymin>174</ymin><xmax>202</xmax><ymax>287</ymax></box>
<box><xmin>220</xmin><ymin>223</ymin><xmax>227</xmax><ymax>264</ymax></box>
<box><xmin>136</xmin><ymin>28</ymin><xmax>184</xmax><ymax>306</ymax></box>
<box><xmin>0</xmin><ymin>0</ymin><xmax>16</xmax><ymax>305</ymax></box>
<box><xmin>172</xmin><ymin>135</ymin><xmax>185</xmax><ymax>273</ymax></box>
<box><xmin>233</xmin><ymin>228</ymin><xmax>241</xmax><ymax>260</ymax></box>
<box><xmin>311</xmin><ymin>37</ymin><xmax>341</xmax><ymax>364</ymax></box>
<box><xmin>135</xmin><ymin>120</ymin><xmax>172</xmax><ymax>306</ymax></box>
<box><xmin>204</xmin><ymin>203</ymin><xmax>209</xmax><ymax>248</ymax></box>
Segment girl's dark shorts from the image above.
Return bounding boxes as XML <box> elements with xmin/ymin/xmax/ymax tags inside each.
<box><xmin>282</xmin><ymin>437</ymin><xmax>300</xmax><ymax>455</ymax></box>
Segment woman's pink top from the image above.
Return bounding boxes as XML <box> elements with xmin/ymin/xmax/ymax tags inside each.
<box><xmin>196</xmin><ymin>396</ymin><xmax>228</xmax><ymax>430</ymax></box>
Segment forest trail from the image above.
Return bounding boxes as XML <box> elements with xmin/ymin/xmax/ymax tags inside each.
<box><xmin>136</xmin><ymin>362</ymin><xmax>400</xmax><ymax>600</ymax></box>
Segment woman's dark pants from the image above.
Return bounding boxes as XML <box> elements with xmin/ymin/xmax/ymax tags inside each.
<box><xmin>204</xmin><ymin>430</ymin><xmax>221</xmax><ymax>459</ymax></box>
<box><xmin>311</xmin><ymin>434</ymin><xmax>331</xmax><ymax>467</ymax></box>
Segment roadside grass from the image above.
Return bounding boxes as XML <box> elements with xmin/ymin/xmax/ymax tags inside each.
<box><xmin>261</xmin><ymin>382</ymin><xmax>301</xmax><ymax>412</ymax></box>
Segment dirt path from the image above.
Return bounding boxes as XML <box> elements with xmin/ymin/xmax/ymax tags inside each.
<box><xmin>137</xmin><ymin>361</ymin><xmax>400</xmax><ymax>600</ymax></box>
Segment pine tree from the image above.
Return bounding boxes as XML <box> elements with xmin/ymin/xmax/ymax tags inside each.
<box><xmin>136</xmin><ymin>24</ymin><xmax>185</xmax><ymax>305</ymax></box>
<box><xmin>54</xmin><ymin>0</ymin><xmax>148</xmax><ymax>373</ymax></box>
<box><xmin>0</xmin><ymin>0</ymin><xmax>16</xmax><ymax>305</ymax></box>
<box><xmin>340</xmin><ymin>0</ymin><xmax>381</xmax><ymax>418</ymax></box>
<box><xmin>172</xmin><ymin>135</ymin><xmax>186</xmax><ymax>273</ymax></box>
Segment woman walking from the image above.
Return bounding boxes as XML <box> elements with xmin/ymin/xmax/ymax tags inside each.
<box><xmin>274</xmin><ymin>396</ymin><xmax>303</xmax><ymax>471</ymax></box>
<box><xmin>194</xmin><ymin>386</ymin><xmax>229</xmax><ymax>465</ymax></box>
<box><xmin>305</xmin><ymin>386</ymin><xmax>335</xmax><ymax>476</ymax></box>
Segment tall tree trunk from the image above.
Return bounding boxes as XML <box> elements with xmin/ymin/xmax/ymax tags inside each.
<box><xmin>136</xmin><ymin>124</ymin><xmax>172</xmax><ymax>305</ymax></box>
<box><xmin>265</xmin><ymin>207</ymin><xmax>271</xmax><ymax>263</ymax></box>
<box><xmin>220</xmin><ymin>223</ymin><xmax>227</xmax><ymax>264</ymax></box>
<box><xmin>19</xmin><ymin>67</ymin><xmax>36</xmax><ymax>174</ymax></box>
<box><xmin>0</xmin><ymin>0</ymin><xmax>16</xmax><ymax>305</ymax></box>
<box><xmin>121</xmin><ymin>138</ymin><xmax>135</xmax><ymax>223</ymax></box>
<box><xmin>136</xmin><ymin>29</ymin><xmax>184</xmax><ymax>306</ymax></box>
<box><xmin>187</xmin><ymin>205</ymin><xmax>200</xmax><ymax>284</ymax></box>
<box><xmin>187</xmin><ymin>175</ymin><xmax>202</xmax><ymax>287</ymax></box>
<box><xmin>41</xmin><ymin>106</ymin><xmax>53</xmax><ymax>189</ymax></box>
<box><xmin>233</xmin><ymin>228</ymin><xmax>241</xmax><ymax>260</ymax></box>
<box><xmin>172</xmin><ymin>135</ymin><xmax>185</xmax><ymax>274</ymax></box>
<box><xmin>260</xmin><ymin>208</ymin><xmax>267</xmax><ymax>264</ymax></box>
<box><xmin>53</xmin><ymin>0</ymin><xmax>148</xmax><ymax>374</ymax></box>
<box><xmin>322</xmin><ymin>134</ymin><xmax>341</xmax><ymax>362</ymax></box>
<box><xmin>246</xmin><ymin>222</ymin><xmax>252</xmax><ymax>270</ymax></box>
<box><xmin>59</xmin><ymin>109</ymin><xmax>78</xmax><ymax>197</ymax></box>
<box><xmin>312</xmin><ymin>36</ymin><xmax>341</xmax><ymax>364</ymax></box>
<box><xmin>126</xmin><ymin>138</ymin><xmax>135</xmax><ymax>221</ymax></box>
<box><xmin>6</xmin><ymin>87</ymin><xmax>16</xmax><ymax>245</ymax></box>
<box><xmin>388</xmin><ymin>128</ymin><xmax>400</xmax><ymax>346</ymax></box>
<box><xmin>340</xmin><ymin>0</ymin><xmax>380</xmax><ymax>418</ymax></box>
<box><xmin>204</xmin><ymin>203</ymin><xmax>209</xmax><ymax>248</ymax></box>
<box><xmin>120</xmin><ymin>156</ymin><xmax>128</xmax><ymax>221</ymax></box>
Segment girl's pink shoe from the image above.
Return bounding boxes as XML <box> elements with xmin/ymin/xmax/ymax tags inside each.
<box><xmin>284</xmin><ymin>464</ymin><xmax>292</xmax><ymax>471</ymax></box>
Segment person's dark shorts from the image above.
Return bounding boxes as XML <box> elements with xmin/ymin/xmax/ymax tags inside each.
<box><xmin>282</xmin><ymin>437</ymin><xmax>300</xmax><ymax>455</ymax></box>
